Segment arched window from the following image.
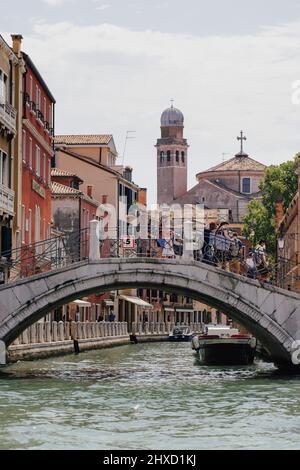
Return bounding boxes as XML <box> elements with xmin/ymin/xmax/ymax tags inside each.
<box><xmin>176</xmin><ymin>151</ymin><xmax>179</xmax><ymax>162</ymax></box>
<box><xmin>160</xmin><ymin>151</ymin><xmax>164</xmax><ymax>163</ymax></box>
<box><xmin>167</xmin><ymin>150</ymin><xmax>171</xmax><ymax>162</ymax></box>
<box><xmin>181</xmin><ymin>151</ymin><xmax>185</xmax><ymax>163</ymax></box>
<box><xmin>242</xmin><ymin>177</ymin><xmax>251</xmax><ymax>194</ymax></box>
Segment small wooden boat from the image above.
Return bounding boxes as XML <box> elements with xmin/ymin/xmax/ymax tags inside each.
<box><xmin>169</xmin><ymin>326</ymin><xmax>195</xmax><ymax>342</ymax></box>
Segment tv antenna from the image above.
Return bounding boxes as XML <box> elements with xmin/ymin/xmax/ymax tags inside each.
<box><xmin>122</xmin><ymin>131</ymin><xmax>136</xmax><ymax>166</ymax></box>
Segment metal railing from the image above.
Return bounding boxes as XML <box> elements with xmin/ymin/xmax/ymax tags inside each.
<box><xmin>1</xmin><ymin>228</ymin><xmax>89</xmax><ymax>283</ymax></box>
<box><xmin>1</xmin><ymin>227</ymin><xmax>299</xmax><ymax>293</ymax></box>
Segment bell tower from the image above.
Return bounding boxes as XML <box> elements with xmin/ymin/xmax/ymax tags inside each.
<box><xmin>156</xmin><ymin>103</ymin><xmax>188</xmax><ymax>205</ymax></box>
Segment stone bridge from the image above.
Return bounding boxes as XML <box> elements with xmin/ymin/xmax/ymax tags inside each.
<box><xmin>1</xmin><ymin>257</ymin><xmax>300</xmax><ymax>370</ymax></box>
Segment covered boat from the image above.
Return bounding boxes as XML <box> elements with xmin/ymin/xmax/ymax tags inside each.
<box><xmin>191</xmin><ymin>324</ymin><xmax>256</xmax><ymax>366</ymax></box>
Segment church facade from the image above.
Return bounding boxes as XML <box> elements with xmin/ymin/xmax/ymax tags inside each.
<box><xmin>156</xmin><ymin>105</ymin><xmax>267</xmax><ymax>224</ymax></box>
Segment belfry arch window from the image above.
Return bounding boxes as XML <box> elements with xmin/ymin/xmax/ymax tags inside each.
<box><xmin>160</xmin><ymin>151</ymin><xmax>164</xmax><ymax>163</ymax></box>
<box><xmin>176</xmin><ymin>151</ymin><xmax>180</xmax><ymax>162</ymax></box>
<box><xmin>181</xmin><ymin>151</ymin><xmax>185</xmax><ymax>162</ymax></box>
<box><xmin>167</xmin><ymin>150</ymin><xmax>171</xmax><ymax>162</ymax></box>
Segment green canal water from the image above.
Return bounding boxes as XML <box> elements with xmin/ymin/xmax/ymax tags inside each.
<box><xmin>1</xmin><ymin>342</ymin><xmax>300</xmax><ymax>450</ymax></box>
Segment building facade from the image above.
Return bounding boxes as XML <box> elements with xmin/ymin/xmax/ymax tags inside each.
<box><xmin>20</xmin><ymin>50</ymin><xmax>55</xmax><ymax>247</ymax></box>
<box><xmin>0</xmin><ymin>35</ymin><xmax>19</xmax><ymax>256</ymax></box>
<box><xmin>276</xmin><ymin>157</ymin><xmax>300</xmax><ymax>292</ymax></box>
<box><xmin>54</xmin><ymin>134</ymin><xmax>148</xmax><ymax>323</ymax></box>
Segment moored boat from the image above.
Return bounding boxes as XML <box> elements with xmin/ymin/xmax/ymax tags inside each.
<box><xmin>169</xmin><ymin>326</ymin><xmax>195</xmax><ymax>342</ymax></box>
<box><xmin>191</xmin><ymin>324</ymin><xmax>256</xmax><ymax>366</ymax></box>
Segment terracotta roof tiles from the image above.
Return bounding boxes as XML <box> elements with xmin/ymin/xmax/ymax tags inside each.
<box><xmin>54</xmin><ymin>135</ymin><xmax>112</xmax><ymax>145</ymax></box>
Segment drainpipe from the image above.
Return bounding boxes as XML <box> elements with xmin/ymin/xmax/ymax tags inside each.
<box><xmin>23</xmin><ymin>66</ymin><xmax>27</xmax><ymax>120</ymax></box>
<box><xmin>117</xmin><ymin>178</ymin><xmax>120</xmax><ymax>256</ymax></box>
<box><xmin>51</xmin><ymin>104</ymin><xmax>56</xmax><ymax>167</ymax></box>
<box><xmin>8</xmin><ymin>60</ymin><xmax>13</xmax><ymax>189</ymax></box>
<box><xmin>79</xmin><ymin>196</ymin><xmax>82</xmax><ymax>259</ymax></box>
<box><xmin>9</xmin><ymin>60</ymin><xmax>13</xmax><ymax>105</ymax></box>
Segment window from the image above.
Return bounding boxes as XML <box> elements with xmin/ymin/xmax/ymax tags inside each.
<box><xmin>0</xmin><ymin>150</ymin><xmax>7</xmax><ymax>185</ymax></box>
<box><xmin>44</xmin><ymin>97</ymin><xmax>47</xmax><ymax>120</ymax></box>
<box><xmin>0</xmin><ymin>70</ymin><xmax>7</xmax><ymax>102</ymax></box>
<box><xmin>36</xmin><ymin>85</ymin><xmax>41</xmax><ymax>111</ymax></box>
<box><xmin>29</xmin><ymin>76</ymin><xmax>33</xmax><ymax>102</ymax></box>
<box><xmin>181</xmin><ymin>151</ymin><xmax>185</xmax><ymax>163</ymax></box>
<box><xmin>21</xmin><ymin>206</ymin><xmax>26</xmax><ymax>243</ymax></box>
<box><xmin>48</xmin><ymin>159</ymin><xmax>51</xmax><ymax>185</ymax></box>
<box><xmin>83</xmin><ymin>208</ymin><xmax>86</xmax><ymax>228</ymax></box>
<box><xmin>35</xmin><ymin>205</ymin><xmax>41</xmax><ymax>243</ymax></box>
<box><xmin>43</xmin><ymin>154</ymin><xmax>46</xmax><ymax>182</ymax></box>
<box><xmin>242</xmin><ymin>177</ymin><xmax>251</xmax><ymax>194</ymax></box>
<box><xmin>160</xmin><ymin>151</ymin><xmax>164</xmax><ymax>163</ymax></box>
<box><xmin>22</xmin><ymin>130</ymin><xmax>26</xmax><ymax>162</ymax></box>
<box><xmin>28</xmin><ymin>209</ymin><xmax>32</xmax><ymax>245</ymax></box>
<box><xmin>49</xmin><ymin>104</ymin><xmax>52</xmax><ymax>127</ymax></box>
<box><xmin>36</xmin><ymin>146</ymin><xmax>40</xmax><ymax>176</ymax></box>
<box><xmin>167</xmin><ymin>150</ymin><xmax>171</xmax><ymax>162</ymax></box>
<box><xmin>29</xmin><ymin>138</ymin><xmax>33</xmax><ymax>169</ymax></box>
<box><xmin>176</xmin><ymin>151</ymin><xmax>179</xmax><ymax>162</ymax></box>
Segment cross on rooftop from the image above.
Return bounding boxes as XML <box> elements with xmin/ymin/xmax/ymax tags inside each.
<box><xmin>237</xmin><ymin>130</ymin><xmax>247</xmax><ymax>154</ymax></box>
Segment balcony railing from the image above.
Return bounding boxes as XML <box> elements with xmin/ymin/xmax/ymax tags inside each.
<box><xmin>0</xmin><ymin>102</ymin><xmax>17</xmax><ymax>136</ymax></box>
<box><xmin>0</xmin><ymin>184</ymin><xmax>14</xmax><ymax>216</ymax></box>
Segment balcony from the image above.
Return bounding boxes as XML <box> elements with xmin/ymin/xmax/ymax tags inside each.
<box><xmin>0</xmin><ymin>184</ymin><xmax>15</xmax><ymax>217</ymax></box>
<box><xmin>0</xmin><ymin>102</ymin><xmax>17</xmax><ymax>137</ymax></box>
<box><xmin>36</xmin><ymin>109</ymin><xmax>45</xmax><ymax>127</ymax></box>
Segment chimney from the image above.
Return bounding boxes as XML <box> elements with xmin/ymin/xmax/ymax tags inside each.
<box><xmin>124</xmin><ymin>166</ymin><xmax>133</xmax><ymax>182</ymax></box>
<box><xmin>87</xmin><ymin>185</ymin><xmax>93</xmax><ymax>198</ymax></box>
<box><xmin>138</xmin><ymin>188</ymin><xmax>147</xmax><ymax>206</ymax></box>
<box><xmin>275</xmin><ymin>198</ymin><xmax>284</xmax><ymax>230</ymax></box>
<box><xmin>11</xmin><ymin>34</ymin><xmax>23</xmax><ymax>57</ymax></box>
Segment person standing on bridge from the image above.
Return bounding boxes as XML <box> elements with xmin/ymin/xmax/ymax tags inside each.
<box><xmin>228</xmin><ymin>232</ymin><xmax>243</xmax><ymax>275</ymax></box>
<box><xmin>214</xmin><ymin>222</ymin><xmax>231</xmax><ymax>269</ymax></box>
<box><xmin>255</xmin><ymin>240</ymin><xmax>270</xmax><ymax>282</ymax></box>
<box><xmin>162</xmin><ymin>232</ymin><xmax>175</xmax><ymax>259</ymax></box>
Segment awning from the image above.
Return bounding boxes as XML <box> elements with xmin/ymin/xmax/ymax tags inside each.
<box><xmin>175</xmin><ymin>309</ymin><xmax>194</xmax><ymax>313</ymax></box>
<box><xmin>72</xmin><ymin>299</ymin><xmax>91</xmax><ymax>307</ymax></box>
<box><xmin>119</xmin><ymin>295</ymin><xmax>153</xmax><ymax>309</ymax></box>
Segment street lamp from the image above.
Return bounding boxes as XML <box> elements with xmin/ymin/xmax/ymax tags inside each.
<box><xmin>278</xmin><ymin>237</ymin><xmax>285</xmax><ymax>250</ymax></box>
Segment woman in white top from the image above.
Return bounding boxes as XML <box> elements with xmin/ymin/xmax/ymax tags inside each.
<box><xmin>162</xmin><ymin>238</ymin><xmax>175</xmax><ymax>258</ymax></box>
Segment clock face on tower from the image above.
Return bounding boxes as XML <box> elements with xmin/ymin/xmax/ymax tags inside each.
<box><xmin>156</xmin><ymin>105</ymin><xmax>188</xmax><ymax>205</ymax></box>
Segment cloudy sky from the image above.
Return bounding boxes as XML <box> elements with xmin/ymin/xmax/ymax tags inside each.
<box><xmin>2</xmin><ymin>0</ymin><xmax>300</xmax><ymax>203</ymax></box>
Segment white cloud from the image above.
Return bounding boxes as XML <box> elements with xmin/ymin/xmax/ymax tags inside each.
<box><xmin>42</xmin><ymin>0</ymin><xmax>69</xmax><ymax>6</ymax></box>
<box><xmin>10</xmin><ymin>20</ymin><xmax>300</xmax><ymax>203</ymax></box>
<box><xmin>95</xmin><ymin>3</ymin><xmax>110</xmax><ymax>11</ymax></box>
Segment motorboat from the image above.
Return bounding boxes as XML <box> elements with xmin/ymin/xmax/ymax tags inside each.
<box><xmin>169</xmin><ymin>326</ymin><xmax>195</xmax><ymax>342</ymax></box>
<box><xmin>191</xmin><ymin>324</ymin><xmax>256</xmax><ymax>365</ymax></box>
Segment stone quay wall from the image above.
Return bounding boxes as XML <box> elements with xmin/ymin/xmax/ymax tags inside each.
<box><xmin>7</xmin><ymin>321</ymin><xmax>201</xmax><ymax>362</ymax></box>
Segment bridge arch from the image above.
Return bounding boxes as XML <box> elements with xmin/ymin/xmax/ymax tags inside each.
<box><xmin>0</xmin><ymin>258</ymin><xmax>300</xmax><ymax>368</ymax></box>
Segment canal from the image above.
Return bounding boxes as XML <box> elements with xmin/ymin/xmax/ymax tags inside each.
<box><xmin>1</xmin><ymin>342</ymin><xmax>300</xmax><ymax>450</ymax></box>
